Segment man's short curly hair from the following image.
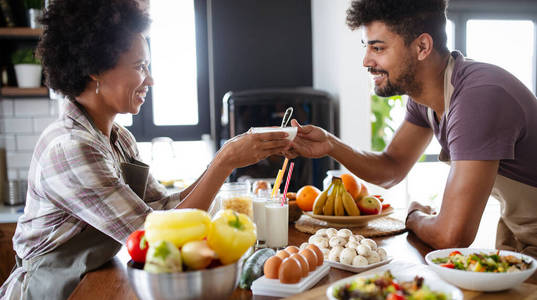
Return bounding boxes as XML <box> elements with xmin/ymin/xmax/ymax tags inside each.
<box><xmin>347</xmin><ymin>0</ymin><xmax>448</xmax><ymax>53</ymax></box>
<box><xmin>37</xmin><ymin>0</ymin><xmax>150</xmax><ymax>100</ymax></box>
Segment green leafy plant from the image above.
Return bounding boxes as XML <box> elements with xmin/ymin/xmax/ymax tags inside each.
<box><xmin>370</xmin><ymin>94</ymin><xmax>404</xmax><ymax>151</ymax></box>
<box><xmin>11</xmin><ymin>48</ymin><xmax>41</xmax><ymax>65</ymax></box>
<box><xmin>24</xmin><ymin>0</ymin><xmax>44</xmax><ymax>9</ymax></box>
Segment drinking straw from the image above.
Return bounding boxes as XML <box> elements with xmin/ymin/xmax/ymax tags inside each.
<box><xmin>281</xmin><ymin>162</ymin><xmax>295</xmax><ymax>206</ymax></box>
<box><xmin>271</xmin><ymin>169</ymin><xmax>284</xmax><ymax>199</ymax></box>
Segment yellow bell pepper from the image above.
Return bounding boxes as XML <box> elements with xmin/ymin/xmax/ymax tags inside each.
<box><xmin>144</xmin><ymin>209</ymin><xmax>211</xmax><ymax>248</ymax></box>
<box><xmin>207</xmin><ymin>209</ymin><xmax>256</xmax><ymax>265</ymax></box>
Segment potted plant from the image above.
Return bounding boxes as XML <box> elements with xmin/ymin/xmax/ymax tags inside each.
<box><xmin>11</xmin><ymin>48</ymin><xmax>42</xmax><ymax>88</ymax></box>
<box><xmin>25</xmin><ymin>0</ymin><xmax>44</xmax><ymax>28</ymax></box>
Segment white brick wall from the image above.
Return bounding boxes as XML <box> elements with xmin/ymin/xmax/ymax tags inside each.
<box><xmin>0</xmin><ymin>97</ymin><xmax>60</xmax><ymax>180</ymax></box>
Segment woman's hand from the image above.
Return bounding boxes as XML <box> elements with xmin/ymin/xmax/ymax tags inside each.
<box><xmin>215</xmin><ymin>130</ymin><xmax>291</xmax><ymax>171</ymax></box>
<box><xmin>285</xmin><ymin>119</ymin><xmax>334</xmax><ymax>159</ymax></box>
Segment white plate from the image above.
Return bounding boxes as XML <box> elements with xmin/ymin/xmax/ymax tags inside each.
<box><xmin>251</xmin><ymin>262</ymin><xmax>329</xmax><ymax>298</ymax></box>
<box><xmin>425</xmin><ymin>248</ymin><xmax>537</xmax><ymax>292</ymax></box>
<box><xmin>326</xmin><ymin>257</ymin><xmax>393</xmax><ymax>273</ymax></box>
<box><xmin>250</xmin><ymin>127</ymin><xmax>297</xmax><ymax>141</ymax></box>
<box><xmin>304</xmin><ymin>207</ymin><xmax>394</xmax><ymax>226</ymax></box>
<box><xmin>326</xmin><ymin>265</ymin><xmax>463</xmax><ymax>300</ymax></box>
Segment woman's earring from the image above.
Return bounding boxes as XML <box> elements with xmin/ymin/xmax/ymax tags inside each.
<box><xmin>95</xmin><ymin>81</ymin><xmax>100</xmax><ymax>95</ymax></box>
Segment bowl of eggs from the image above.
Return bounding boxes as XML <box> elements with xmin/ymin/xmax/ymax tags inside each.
<box><xmin>304</xmin><ymin>228</ymin><xmax>391</xmax><ymax>272</ymax></box>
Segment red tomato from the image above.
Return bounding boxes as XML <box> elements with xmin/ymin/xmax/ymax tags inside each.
<box><xmin>126</xmin><ymin>230</ymin><xmax>148</xmax><ymax>263</ymax></box>
<box><xmin>449</xmin><ymin>250</ymin><xmax>462</xmax><ymax>256</ymax></box>
<box><xmin>391</xmin><ymin>282</ymin><xmax>402</xmax><ymax>291</ymax></box>
<box><xmin>387</xmin><ymin>292</ymin><xmax>406</xmax><ymax>300</ymax></box>
<box><xmin>440</xmin><ymin>263</ymin><xmax>455</xmax><ymax>269</ymax></box>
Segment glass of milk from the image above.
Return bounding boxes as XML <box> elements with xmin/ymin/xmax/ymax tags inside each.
<box><xmin>253</xmin><ymin>190</ymin><xmax>271</xmax><ymax>247</ymax></box>
<box><xmin>264</xmin><ymin>194</ymin><xmax>288</xmax><ymax>249</ymax></box>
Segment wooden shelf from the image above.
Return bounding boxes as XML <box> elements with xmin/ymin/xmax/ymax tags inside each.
<box><xmin>1</xmin><ymin>87</ymin><xmax>49</xmax><ymax>97</ymax></box>
<box><xmin>0</xmin><ymin>27</ymin><xmax>43</xmax><ymax>39</ymax></box>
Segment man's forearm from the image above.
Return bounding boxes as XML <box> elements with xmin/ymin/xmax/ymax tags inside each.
<box><xmin>405</xmin><ymin>210</ymin><xmax>470</xmax><ymax>249</ymax></box>
<box><xmin>328</xmin><ymin>135</ymin><xmax>405</xmax><ymax>188</ymax></box>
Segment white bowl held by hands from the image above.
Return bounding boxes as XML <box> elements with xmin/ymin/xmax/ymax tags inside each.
<box><xmin>425</xmin><ymin>248</ymin><xmax>537</xmax><ymax>292</ymax></box>
<box><xmin>250</xmin><ymin>127</ymin><xmax>297</xmax><ymax>141</ymax></box>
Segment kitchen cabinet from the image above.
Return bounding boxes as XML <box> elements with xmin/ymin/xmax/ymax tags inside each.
<box><xmin>0</xmin><ymin>27</ymin><xmax>48</xmax><ymax>98</ymax></box>
<box><xmin>0</xmin><ymin>222</ymin><xmax>16</xmax><ymax>285</ymax></box>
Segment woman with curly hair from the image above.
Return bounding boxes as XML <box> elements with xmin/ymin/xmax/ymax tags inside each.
<box><xmin>0</xmin><ymin>0</ymin><xmax>290</xmax><ymax>298</ymax></box>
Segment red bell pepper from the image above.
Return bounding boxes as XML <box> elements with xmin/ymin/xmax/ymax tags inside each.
<box><xmin>449</xmin><ymin>250</ymin><xmax>462</xmax><ymax>256</ymax></box>
<box><xmin>440</xmin><ymin>263</ymin><xmax>455</xmax><ymax>268</ymax></box>
<box><xmin>126</xmin><ymin>230</ymin><xmax>149</xmax><ymax>263</ymax></box>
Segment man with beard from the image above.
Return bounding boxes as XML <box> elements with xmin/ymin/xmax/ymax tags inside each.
<box><xmin>286</xmin><ymin>0</ymin><xmax>537</xmax><ymax>258</ymax></box>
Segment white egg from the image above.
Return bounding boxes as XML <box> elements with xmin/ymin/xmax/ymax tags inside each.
<box><xmin>356</xmin><ymin>244</ymin><xmax>372</xmax><ymax>256</ymax></box>
<box><xmin>360</xmin><ymin>238</ymin><xmax>377</xmax><ymax>250</ymax></box>
<box><xmin>376</xmin><ymin>247</ymin><xmax>387</xmax><ymax>261</ymax></box>
<box><xmin>339</xmin><ymin>248</ymin><xmax>357</xmax><ymax>265</ymax></box>
<box><xmin>329</xmin><ymin>236</ymin><xmax>347</xmax><ymax>248</ymax></box>
<box><xmin>352</xmin><ymin>255</ymin><xmax>369</xmax><ymax>267</ymax></box>
<box><xmin>366</xmin><ymin>251</ymin><xmax>381</xmax><ymax>264</ymax></box>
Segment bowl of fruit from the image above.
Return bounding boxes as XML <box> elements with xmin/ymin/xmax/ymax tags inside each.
<box><xmin>302</xmin><ymin>175</ymin><xmax>392</xmax><ymax>226</ymax></box>
<box><xmin>125</xmin><ymin>209</ymin><xmax>256</xmax><ymax>300</ymax></box>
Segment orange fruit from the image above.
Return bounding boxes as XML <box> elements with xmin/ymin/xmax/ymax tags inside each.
<box><xmin>340</xmin><ymin>173</ymin><xmax>360</xmax><ymax>200</ymax></box>
<box><xmin>296</xmin><ymin>185</ymin><xmax>321</xmax><ymax>211</ymax></box>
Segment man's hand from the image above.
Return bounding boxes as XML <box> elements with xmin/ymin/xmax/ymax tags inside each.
<box><xmin>285</xmin><ymin>119</ymin><xmax>333</xmax><ymax>159</ymax></box>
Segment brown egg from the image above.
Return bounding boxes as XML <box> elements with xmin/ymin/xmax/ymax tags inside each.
<box><xmin>285</xmin><ymin>246</ymin><xmax>300</xmax><ymax>254</ymax></box>
<box><xmin>290</xmin><ymin>253</ymin><xmax>309</xmax><ymax>278</ymax></box>
<box><xmin>276</xmin><ymin>250</ymin><xmax>290</xmax><ymax>260</ymax></box>
<box><xmin>263</xmin><ymin>256</ymin><xmax>282</xmax><ymax>279</ymax></box>
<box><xmin>306</xmin><ymin>244</ymin><xmax>324</xmax><ymax>266</ymax></box>
<box><xmin>278</xmin><ymin>257</ymin><xmax>302</xmax><ymax>284</ymax></box>
<box><xmin>299</xmin><ymin>248</ymin><xmax>318</xmax><ymax>272</ymax></box>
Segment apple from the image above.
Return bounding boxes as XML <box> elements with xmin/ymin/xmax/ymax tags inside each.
<box><xmin>355</xmin><ymin>182</ymin><xmax>369</xmax><ymax>201</ymax></box>
<box><xmin>357</xmin><ymin>195</ymin><xmax>382</xmax><ymax>215</ymax></box>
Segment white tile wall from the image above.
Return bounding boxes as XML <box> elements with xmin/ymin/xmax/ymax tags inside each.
<box><xmin>0</xmin><ymin>97</ymin><xmax>59</xmax><ymax>180</ymax></box>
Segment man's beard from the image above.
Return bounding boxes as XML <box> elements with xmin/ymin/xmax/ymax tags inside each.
<box><xmin>371</xmin><ymin>59</ymin><xmax>421</xmax><ymax>97</ymax></box>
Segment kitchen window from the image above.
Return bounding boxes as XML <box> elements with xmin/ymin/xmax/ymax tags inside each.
<box><xmin>116</xmin><ymin>0</ymin><xmax>210</xmax><ymax>142</ymax></box>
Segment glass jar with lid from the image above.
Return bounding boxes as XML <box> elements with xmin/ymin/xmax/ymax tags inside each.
<box><xmin>216</xmin><ymin>182</ymin><xmax>253</xmax><ymax>219</ymax></box>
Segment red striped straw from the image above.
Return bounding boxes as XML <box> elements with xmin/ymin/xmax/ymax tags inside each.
<box><xmin>281</xmin><ymin>162</ymin><xmax>295</xmax><ymax>206</ymax></box>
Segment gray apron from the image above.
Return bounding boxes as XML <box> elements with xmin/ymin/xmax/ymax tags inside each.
<box><xmin>12</xmin><ymin>106</ymin><xmax>151</xmax><ymax>299</ymax></box>
<box><xmin>427</xmin><ymin>52</ymin><xmax>537</xmax><ymax>258</ymax></box>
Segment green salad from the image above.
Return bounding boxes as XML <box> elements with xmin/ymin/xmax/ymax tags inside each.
<box><xmin>332</xmin><ymin>270</ymin><xmax>449</xmax><ymax>300</ymax></box>
<box><xmin>432</xmin><ymin>250</ymin><xmax>532</xmax><ymax>273</ymax></box>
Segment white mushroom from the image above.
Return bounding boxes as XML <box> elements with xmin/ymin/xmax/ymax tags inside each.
<box><xmin>336</xmin><ymin>228</ymin><xmax>353</xmax><ymax>239</ymax></box>
<box><xmin>356</xmin><ymin>244</ymin><xmax>372</xmax><ymax>256</ymax></box>
<box><xmin>329</xmin><ymin>236</ymin><xmax>347</xmax><ymax>248</ymax></box>
<box><xmin>299</xmin><ymin>242</ymin><xmax>309</xmax><ymax>250</ymax></box>
<box><xmin>308</xmin><ymin>235</ymin><xmax>329</xmax><ymax>249</ymax></box>
<box><xmin>328</xmin><ymin>246</ymin><xmax>344</xmax><ymax>262</ymax></box>
<box><xmin>366</xmin><ymin>251</ymin><xmax>381</xmax><ymax>264</ymax></box>
<box><xmin>376</xmin><ymin>247</ymin><xmax>387</xmax><ymax>261</ymax></box>
<box><xmin>325</xmin><ymin>228</ymin><xmax>338</xmax><ymax>238</ymax></box>
<box><xmin>352</xmin><ymin>255</ymin><xmax>369</xmax><ymax>267</ymax></box>
<box><xmin>339</xmin><ymin>248</ymin><xmax>357</xmax><ymax>265</ymax></box>
<box><xmin>345</xmin><ymin>241</ymin><xmax>360</xmax><ymax>249</ymax></box>
<box><xmin>320</xmin><ymin>248</ymin><xmax>330</xmax><ymax>260</ymax></box>
<box><xmin>353</xmin><ymin>235</ymin><xmax>365</xmax><ymax>243</ymax></box>
<box><xmin>347</xmin><ymin>235</ymin><xmax>359</xmax><ymax>243</ymax></box>
<box><xmin>315</xmin><ymin>228</ymin><xmax>328</xmax><ymax>237</ymax></box>
<box><xmin>360</xmin><ymin>238</ymin><xmax>377</xmax><ymax>250</ymax></box>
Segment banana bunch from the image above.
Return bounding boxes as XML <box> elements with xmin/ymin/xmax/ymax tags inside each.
<box><xmin>312</xmin><ymin>177</ymin><xmax>360</xmax><ymax>216</ymax></box>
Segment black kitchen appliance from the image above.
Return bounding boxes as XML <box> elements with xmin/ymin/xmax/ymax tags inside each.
<box><xmin>221</xmin><ymin>87</ymin><xmax>335</xmax><ymax>191</ymax></box>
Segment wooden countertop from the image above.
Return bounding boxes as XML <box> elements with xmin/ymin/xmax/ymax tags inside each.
<box><xmin>69</xmin><ymin>209</ymin><xmax>537</xmax><ymax>299</ymax></box>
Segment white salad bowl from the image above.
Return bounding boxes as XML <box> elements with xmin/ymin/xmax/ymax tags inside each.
<box><xmin>425</xmin><ymin>248</ymin><xmax>537</xmax><ymax>292</ymax></box>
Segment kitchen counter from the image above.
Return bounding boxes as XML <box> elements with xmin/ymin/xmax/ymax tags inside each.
<box><xmin>68</xmin><ymin>208</ymin><xmax>537</xmax><ymax>300</ymax></box>
<box><xmin>0</xmin><ymin>203</ymin><xmax>24</xmax><ymax>223</ymax></box>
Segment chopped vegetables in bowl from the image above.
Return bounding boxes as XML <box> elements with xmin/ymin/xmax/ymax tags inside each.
<box><xmin>425</xmin><ymin>248</ymin><xmax>537</xmax><ymax>292</ymax></box>
<box><xmin>327</xmin><ymin>270</ymin><xmax>460</xmax><ymax>300</ymax></box>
